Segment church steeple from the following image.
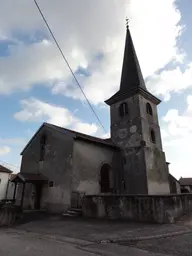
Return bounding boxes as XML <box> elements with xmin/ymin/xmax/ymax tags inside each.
<box><xmin>105</xmin><ymin>22</ymin><xmax>160</xmax><ymax>106</ymax></box>
<box><xmin>106</xmin><ymin>20</ymin><xmax>170</xmax><ymax>195</ymax></box>
<box><xmin>120</xmin><ymin>22</ymin><xmax>146</xmax><ymax>92</ymax></box>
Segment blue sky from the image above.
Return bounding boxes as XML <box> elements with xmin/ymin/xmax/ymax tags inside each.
<box><xmin>0</xmin><ymin>0</ymin><xmax>192</xmax><ymax>178</ymax></box>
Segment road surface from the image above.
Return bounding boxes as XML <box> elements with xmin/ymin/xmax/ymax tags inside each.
<box><xmin>0</xmin><ymin>230</ymin><xmax>95</xmax><ymax>256</ymax></box>
<box><xmin>0</xmin><ymin>229</ymin><xmax>168</xmax><ymax>256</ymax></box>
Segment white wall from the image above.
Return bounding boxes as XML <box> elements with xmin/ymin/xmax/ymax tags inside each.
<box><xmin>0</xmin><ymin>172</ymin><xmax>10</xmax><ymax>200</ymax></box>
<box><xmin>6</xmin><ymin>181</ymin><xmax>16</xmax><ymax>199</ymax></box>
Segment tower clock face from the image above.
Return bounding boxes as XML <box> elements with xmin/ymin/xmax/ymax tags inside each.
<box><xmin>117</xmin><ymin>128</ymin><xmax>128</xmax><ymax>139</ymax></box>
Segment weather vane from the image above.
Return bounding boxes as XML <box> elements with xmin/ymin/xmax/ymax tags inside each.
<box><xmin>126</xmin><ymin>17</ymin><xmax>129</xmax><ymax>29</ymax></box>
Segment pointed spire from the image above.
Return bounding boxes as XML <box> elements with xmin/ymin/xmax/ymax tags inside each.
<box><xmin>120</xmin><ymin>20</ymin><xmax>146</xmax><ymax>92</ymax></box>
<box><xmin>105</xmin><ymin>19</ymin><xmax>161</xmax><ymax>106</ymax></box>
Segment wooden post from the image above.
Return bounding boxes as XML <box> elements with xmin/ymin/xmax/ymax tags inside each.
<box><xmin>20</xmin><ymin>183</ymin><xmax>26</xmax><ymax>208</ymax></box>
<box><xmin>13</xmin><ymin>182</ymin><xmax>17</xmax><ymax>201</ymax></box>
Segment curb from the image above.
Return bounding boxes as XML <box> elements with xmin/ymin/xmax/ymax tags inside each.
<box><xmin>5</xmin><ymin>229</ymin><xmax>95</xmax><ymax>247</ymax></box>
<box><xmin>98</xmin><ymin>229</ymin><xmax>192</xmax><ymax>244</ymax></box>
<box><xmin>4</xmin><ymin>227</ymin><xmax>192</xmax><ymax>247</ymax></box>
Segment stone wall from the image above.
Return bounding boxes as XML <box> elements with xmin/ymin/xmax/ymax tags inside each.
<box><xmin>82</xmin><ymin>194</ymin><xmax>192</xmax><ymax>224</ymax></box>
<box><xmin>109</xmin><ymin>93</ymin><xmax>170</xmax><ymax>195</ymax></box>
<box><xmin>20</xmin><ymin>125</ymin><xmax>74</xmax><ymax>213</ymax></box>
<box><xmin>72</xmin><ymin>139</ymin><xmax>115</xmax><ymax>195</ymax></box>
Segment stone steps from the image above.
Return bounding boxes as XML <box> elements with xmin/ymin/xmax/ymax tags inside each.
<box><xmin>62</xmin><ymin>208</ymin><xmax>82</xmax><ymax>218</ymax></box>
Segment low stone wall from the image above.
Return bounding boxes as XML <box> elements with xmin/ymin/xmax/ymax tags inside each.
<box><xmin>82</xmin><ymin>194</ymin><xmax>192</xmax><ymax>224</ymax></box>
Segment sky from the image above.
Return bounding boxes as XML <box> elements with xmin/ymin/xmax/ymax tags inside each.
<box><xmin>0</xmin><ymin>0</ymin><xmax>191</xmax><ymax>178</ymax></box>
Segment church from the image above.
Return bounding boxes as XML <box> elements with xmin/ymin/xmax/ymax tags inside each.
<box><xmin>12</xmin><ymin>25</ymin><xmax>170</xmax><ymax>213</ymax></box>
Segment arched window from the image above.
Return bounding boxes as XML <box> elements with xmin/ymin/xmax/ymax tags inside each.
<box><xmin>119</xmin><ymin>102</ymin><xmax>128</xmax><ymax>117</ymax></box>
<box><xmin>150</xmin><ymin>129</ymin><xmax>156</xmax><ymax>143</ymax></box>
<box><xmin>100</xmin><ymin>164</ymin><xmax>111</xmax><ymax>193</ymax></box>
<box><xmin>146</xmin><ymin>102</ymin><xmax>153</xmax><ymax>116</ymax></box>
<box><xmin>40</xmin><ymin>134</ymin><xmax>47</xmax><ymax>161</ymax></box>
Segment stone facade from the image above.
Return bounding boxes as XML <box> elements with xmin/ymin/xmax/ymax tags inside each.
<box><xmin>18</xmin><ymin>124</ymin><xmax>116</xmax><ymax>213</ymax></box>
<box><xmin>19</xmin><ymin>125</ymin><xmax>73</xmax><ymax>212</ymax></box>
<box><xmin>106</xmin><ymin>27</ymin><xmax>170</xmax><ymax>195</ymax></box>
<box><xmin>110</xmin><ymin>95</ymin><xmax>169</xmax><ymax>195</ymax></box>
<box><xmin>72</xmin><ymin>140</ymin><xmax>114</xmax><ymax>195</ymax></box>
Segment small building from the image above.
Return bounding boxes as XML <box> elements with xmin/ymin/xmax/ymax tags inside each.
<box><xmin>179</xmin><ymin>178</ymin><xmax>192</xmax><ymax>193</ymax></box>
<box><xmin>169</xmin><ymin>174</ymin><xmax>180</xmax><ymax>194</ymax></box>
<box><xmin>0</xmin><ymin>165</ymin><xmax>12</xmax><ymax>200</ymax></box>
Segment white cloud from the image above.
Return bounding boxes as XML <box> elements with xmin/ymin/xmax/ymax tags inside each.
<box><xmin>0</xmin><ymin>40</ymin><xmax>71</xmax><ymax>94</ymax></box>
<box><xmin>14</xmin><ymin>98</ymin><xmax>99</xmax><ymax>136</ymax></box>
<box><xmin>50</xmin><ymin>0</ymin><xmax>185</xmax><ymax>105</ymax></box>
<box><xmin>162</xmin><ymin>95</ymin><xmax>192</xmax><ymax>178</ymax></box>
<box><xmin>73</xmin><ymin>123</ymin><xmax>98</xmax><ymax>136</ymax></box>
<box><xmin>0</xmin><ymin>0</ymin><xmax>185</xmax><ymax>104</ymax></box>
<box><xmin>147</xmin><ymin>64</ymin><xmax>192</xmax><ymax>101</ymax></box>
<box><xmin>0</xmin><ymin>146</ymin><xmax>11</xmax><ymax>156</ymax></box>
<box><xmin>1</xmin><ymin>0</ymin><xmax>192</xmax><ymax>178</ymax></box>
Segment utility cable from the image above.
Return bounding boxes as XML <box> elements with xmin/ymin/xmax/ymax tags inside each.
<box><xmin>33</xmin><ymin>0</ymin><xmax>107</xmax><ymax>133</ymax></box>
<box><xmin>0</xmin><ymin>160</ymin><xmax>19</xmax><ymax>170</ymax></box>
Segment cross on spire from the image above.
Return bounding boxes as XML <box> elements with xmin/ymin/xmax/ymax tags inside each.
<box><xmin>126</xmin><ymin>17</ymin><xmax>129</xmax><ymax>29</ymax></box>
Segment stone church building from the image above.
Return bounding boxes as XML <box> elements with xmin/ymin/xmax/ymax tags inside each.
<box><xmin>12</xmin><ymin>26</ymin><xmax>170</xmax><ymax>213</ymax></box>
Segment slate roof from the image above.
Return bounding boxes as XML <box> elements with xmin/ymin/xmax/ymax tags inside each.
<box><xmin>12</xmin><ymin>173</ymin><xmax>48</xmax><ymax>183</ymax></box>
<box><xmin>169</xmin><ymin>173</ymin><xmax>179</xmax><ymax>183</ymax></box>
<box><xmin>120</xmin><ymin>27</ymin><xmax>146</xmax><ymax>92</ymax></box>
<box><xmin>21</xmin><ymin>122</ymin><xmax>117</xmax><ymax>155</ymax></box>
<box><xmin>105</xmin><ymin>27</ymin><xmax>161</xmax><ymax>106</ymax></box>
<box><xmin>0</xmin><ymin>165</ymin><xmax>12</xmax><ymax>174</ymax></box>
<box><xmin>45</xmin><ymin>123</ymin><xmax>115</xmax><ymax>147</ymax></box>
<box><xmin>179</xmin><ymin>178</ymin><xmax>192</xmax><ymax>186</ymax></box>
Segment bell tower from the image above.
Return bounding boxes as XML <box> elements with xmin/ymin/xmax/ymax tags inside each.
<box><xmin>105</xmin><ymin>23</ymin><xmax>170</xmax><ymax>194</ymax></box>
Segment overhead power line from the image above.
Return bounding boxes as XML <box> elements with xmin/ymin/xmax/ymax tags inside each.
<box><xmin>33</xmin><ymin>0</ymin><xmax>107</xmax><ymax>134</ymax></box>
<box><xmin>0</xmin><ymin>160</ymin><xmax>20</xmax><ymax>170</ymax></box>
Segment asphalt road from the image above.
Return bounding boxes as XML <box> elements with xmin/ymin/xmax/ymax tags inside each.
<box><xmin>0</xmin><ymin>229</ymin><xmax>169</xmax><ymax>256</ymax></box>
<box><xmin>121</xmin><ymin>233</ymin><xmax>192</xmax><ymax>256</ymax></box>
<box><xmin>0</xmin><ymin>231</ymin><xmax>96</xmax><ymax>256</ymax></box>
<box><xmin>1</xmin><ymin>216</ymin><xmax>192</xmax><ymax>256</ymax></box>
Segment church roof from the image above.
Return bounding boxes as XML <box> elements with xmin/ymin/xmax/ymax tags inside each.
<box><xmin>45</xmin><ymin>123</ymin><xmax>116</xmax><ymax>147</ymax></box>
<box><xmin>11</xmin><ymin>173</ymin><xmax>48</xmax><ymax>183</ymax></box>
<box><xmin>105</xmin><ymin>26</ymin><xmax>161</xmax><ymax>105</ymax></box>
<box><xmin>179</xmin><ymin>177</ymin><xmax>192</xmax><ymax>186</ymax></box>
<box><xmin>169</xmin><ymin>173</ymin><xmax>179</xmax><ymax>183</ymax></box>
<box><xmin>21</xmin><ymin>123</ymin><xmax>117</xmax><ymax>155</ymax></box>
